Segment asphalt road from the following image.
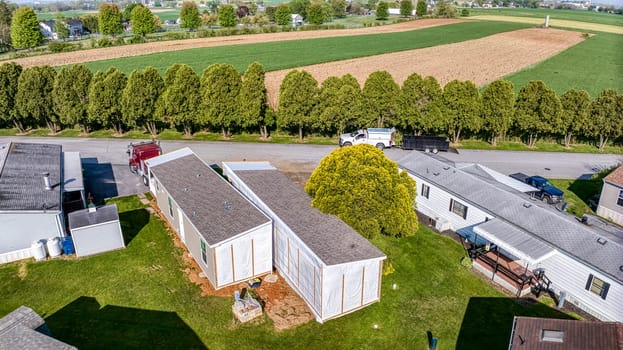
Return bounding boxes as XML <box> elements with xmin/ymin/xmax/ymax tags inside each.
<box><xmin>1</xmin><ymin>136</ymin><xmax>620</xmax><ymax>201</ymax></box>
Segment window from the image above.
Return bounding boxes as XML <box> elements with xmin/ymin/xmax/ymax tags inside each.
<box><xmin>421</xmin><ymin>184</ymin><xmax>430</xmax><ymax>199</ymax></box>
<box><xmin>168</xmin><ymin>196</ymin><xmax>173</xmax><ymax>217</ymax></box>
<box><xmin>449</xmin><ymin>199</ymin><xmax>468</xmax><ymax>219</ymax></box>
<box><xmin>617</xmin><ymin>190</ymin><xmax>623</xmax><ymax>207</ymax></box>
<box><xmin>585</xmin><ymin>274</ymin><xmax>610</xmax><ymax>299</ymax></box>
<box><xmin>200</xmin><ymin>240</ymin><xmax>207</xmax><ymax>264</ymax></box>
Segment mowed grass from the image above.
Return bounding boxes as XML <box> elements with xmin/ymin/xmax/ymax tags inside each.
<box><xmin>503</xmin><ymin>32</ymin><xmax>623</xmax><ymax>96</ymax></box>
<box><xmin>0</xmin><ymin>195</ymin><xmax>577</xmax><ymax>350</ymax></box>
<box><xmin>467</xmin><ymin>8</ymin><xmax>623</xmax><ymax>27</ymax></box>
<box><xmin>83</xmin><ymin>21</ymin><xmax>531</xmax><ymax>75</ymax></box>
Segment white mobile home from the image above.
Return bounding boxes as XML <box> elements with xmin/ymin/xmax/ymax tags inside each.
<box><xmin>222</xmin><ymin>161</ymin><xmax>386</xmax><ymax>323</ymax></box>
<box><xmin>596</xmin><ymin>165</ymin><xmax>623</xmax><ymax>226</ymax></box>
<box><xmin>0</xmin><ymin>143</ymin><xmax>84</xmax><ymax>264</ymax></box>
<box><xmin>398</xmin><ymin>152</ymin><xmax>623</xmax><ymax>322</ymax></box>
<box><xmin>147</xmin><ymin>148</ymin><xmax>272</xmax><ymax>290</ymax></box>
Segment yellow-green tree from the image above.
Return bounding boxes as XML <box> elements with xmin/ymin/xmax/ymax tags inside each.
<box><xmin>305</xmin><ymin>144</ymin><xmax>418</xmax><ymax>239</ymax></box>
<box><xmin>10</xmin><ymin>6</ymin><xmax>42</xmax><ymax>48</ymax></box>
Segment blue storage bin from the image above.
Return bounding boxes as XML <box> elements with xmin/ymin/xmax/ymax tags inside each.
<box><xmin>62</xmin><ymin>236</ymin><xmax>75</xmax><ymax>255</ymax></box>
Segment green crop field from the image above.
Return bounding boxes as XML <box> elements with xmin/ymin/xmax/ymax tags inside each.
<box><xmin>467</xmin><ymin>8</ymin><xmax>623</xmax><ymax>27</ymax></box>
<box><xmin>36</xmin><ymin>10</ymin><xmax>96</xmax><ymax>20</ymax></box>
<box><xmin>0</xmin><ymin>195</ymin><xmax>577</xmax><ymax>350</ymax></box>
<box><xmin>84</xmin><ymin>21</ymin><xmax>531</xmax><ymax>74</ymax></box>
<box><xmin>503</xmin><ymin>32</ymin><xmax>623</xmax><ymax>96</ymax></box>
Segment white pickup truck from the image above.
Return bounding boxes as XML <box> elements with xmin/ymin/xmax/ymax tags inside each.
<box><xmin>339</xmin><ymin>128</ymin><xmax>396</xmax><ymax>149</ymax></box>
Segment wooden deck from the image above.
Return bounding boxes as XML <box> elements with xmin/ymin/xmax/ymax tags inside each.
<box><xmin>472</xmin><ymin>249</ymin><xmax>534</xmax><ymax>296</ymax></box>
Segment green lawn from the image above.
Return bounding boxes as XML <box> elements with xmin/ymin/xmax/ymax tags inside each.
<box><xmin>503</xmin><ymin>32</ymin><xmax>623</xmax><ymax>96</ymax></box>
<box><xmin>36</xmin><ymin>10</ymin><xmax>96</xmax><ymax>21</ymax></box>
<box><xmin>550</xmin><ymin>168</ymin><xmax>612</xmax><ymax>218</ymax></box>
<box><xmin>467</xmin><ymin>8</ymin><xmax>623</xmax><ymax>27</ymax></box>
<box><xmin>83</xmin><ymin>21</ymin><xmax>531</xmax><ymax>75</ymax></box>
<box><xmin>0</xmin><ymin>195</ymin><xmax>576</xmax><ymax>350</ymax></box>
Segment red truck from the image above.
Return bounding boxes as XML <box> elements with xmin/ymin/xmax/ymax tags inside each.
<box><xmin>127</xmin><ymin>141</ymin><xmax>162</xmax><ymax>185</ymax></box>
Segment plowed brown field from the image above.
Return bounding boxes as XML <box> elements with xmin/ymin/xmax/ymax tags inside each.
<box><xmin>264</xmin><ymin>28</ymin><xmax>586</xmax><ymax>107</ymax></box>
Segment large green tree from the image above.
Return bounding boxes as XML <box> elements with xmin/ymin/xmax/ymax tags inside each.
<box><xmin>514</xmin><ymin>80</ymin><xmax>562</xmax><ymax>148</ymax></box>
<box><xmin>80</xmin><ymin>14</ymin><xmax>99</xmax><ymax>34</ymax></box>
<box><xmin>131</xmin><ymin>4</ymin><xmax>156</xmax><ymax>37</ymax></box>
<box><xmin>559</xmin><ymin>89</ymin><xmax>591</xmax><ymax>148</ymax></box>
<box><xmin>156</xmin><ymin>64</ymin><xmax>200</xmax><ymax>137</ymax></box>
<box><xmin>275</xmin><ymin>3</ymin><xmax>292</xmax><ymax>25</ymax></box>
<box><xmin>312</xmin><ymin>75</ymin><xmax>363</xmax><ymax>135</ymax></box>
<box><xmin>98</xmin><ymin>3</ymin><xmax>123</xmax><ymax>37</ymax></box>
<box><xmin>0</xmin><ymin>62</ymin><xmax>22</xmax><ymax>132</ymax></box>
<box><xmin>588</xmin><ymin>89</ymin><xmax>621</xmax><ymax>151</ymax></box>
<box><xmin>289</xmin><ymin>0</ymin><xmax>309</xmax><ymax>19</ymax></box>
<box><xmin>363</xmin><ymin>70</ymin><xmax>399</xmax><ymax>127</ymax></box>
<box><xmin>331</xmin><ymin>0</ymin><xmax>347</xmax><ymax>18</ymax></box>
<box><xmin>121</xmin><ymin>66</ymin><xmax>164</xmax><ymax>137</ymax></box>
<box><xmin>441</xmin><ymin>79</ymin><xmax>481</xmax><ymax>144</ymax></box>
<box><xmin>305</xmin><ymin>144</ymin><xmax>418</xmax><ymax>238</ymax></box>
<box><xmin>376</xmin><ymin>1</ymin><xmax>388</xmax><ymax>20</ymax></box>
<box><xmin>10</xmin><ymin>6</ymin><xmax>42</xmax><ymax>49</ymax></box>
<box><xmin>278</xmin><ymin>70</ymin><xmax>317</xmax><ymax>141</ymax></box>
<box><xmin>52</xmin><ymin>64</ymin><xmax>92</xmax><ymax>134</ymax></box>
<box><xmin>180</xmin><ymin>1</ymin><xmax>201</xmax><ymax>31</ymax></box>
<box><xmin>88</xmin><ymin>68</ymin><xmax>127</xmax><ymax>135</ymax></box>
<box><xmin>481</xmin><ymin>80</ymin><xmax>514</xmax><ymax>146</ymax></box>
<box><xmin>200</xmin><ymin>63</ymin><xmax>241</xmax><ymax>138</ymax></box>
<box><xmin>312</xmin><ymin>76</ymin><xmax>343</xmax><ymax>133</ymax></box>
<box><xmin>416</xmin><ymin>0</ymin><xmax>427</xmax><ymax>15</ymax></box>
<box><xmin>54</xmin><ymin>14</ymin><xmax>70</xmax><ymax>40</ymax></box>
<box><xmin>218</xmin><ymin>4</ymin><xmax>237</xmax><ymax>27</ymax></box>
<box><xmin>400</xmin><ymin>0</ymin><xmax>413</xmax><ymax>16</ymax></box>
<box><xmin>398</xmin><ymin>73</ymin><xmax>443</xmax><ymax>135</ymax></box>
<box><xmin>15</xmin><ymin>66</ymin><xmax>57</xmax><ymax>134</ymax></box>
<box><xmin>0</xmin><ymin>0</ymin><xmax>13</xmax><ymax>51</ymax></box>
<box><xmin>307</xmin><ymin>1</ymin><xmax>329</xmax><ymax>24</ymax></box>
<box><xmin>434</xmin><ymin>0</ymin><xmax>456</xmax><ymax>17</ymax></box>
<box><xmin>238</xmin><ymin>62</ymin><xmax>269</xmax><ymax>139</ymax></box>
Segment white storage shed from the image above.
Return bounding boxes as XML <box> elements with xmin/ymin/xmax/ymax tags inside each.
<box><xmin>68</xmin><ymin>204</ymin><xmax>124</xmax><ymax>257</ymax></box>
<box><xmin>148</xmin><ymin>148</ymin><xmax>272</xmax><ymax>290</ymax></box>
<box><xmin>222</xmin><ymin>161</ymin><xmax>387</xmax><ymax>323</ymax></box>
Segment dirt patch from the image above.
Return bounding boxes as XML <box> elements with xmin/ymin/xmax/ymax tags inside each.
<box><xmin>466</xmin><ymin>16</ymin><xmax>623</xmax><ymax>35</ymax></box>
<box><xmin>8</xmin><ymin>19</ymin><xmax>461</xmax><ymax>69</ymax></box>
<box><xmin>265</xmin><ymin>28</ymin><xmax>585</xmax><ymax>107</ymax></box>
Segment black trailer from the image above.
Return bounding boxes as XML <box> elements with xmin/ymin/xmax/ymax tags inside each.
<box><xmin>401</xmin><ymin>135</ymin><xmax>450</xmax><ymax>153</ymax></box>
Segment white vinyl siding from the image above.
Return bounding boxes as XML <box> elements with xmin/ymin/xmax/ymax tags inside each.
<box><xmin>535</xmin><ymin>253</ymin><xmax>622</xmax><ymax>321</ymax></box>
<box><xmin>409</xmin><ymin>175</ymin><xmax>492</xmax><ymax>231</ymax></box>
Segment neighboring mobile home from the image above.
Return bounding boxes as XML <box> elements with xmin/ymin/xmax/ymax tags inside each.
<box><xmin>147</xmin><ymin>148</ymin><xmax>272</xmax><ymax>290</ymax></box>
<box><xmin>508</xmin><ymin>316</ymin><xmax>623</xmax><ymax>350</ymax></box>
<box><xmin>222</xmin><ymin>161</ymin><xmax>386</xmax><ymax>323</ymax></box>
<box><xmin>397</xmin><ymin>152</ymin><xmax>623</xmax><ymax>322</ymax></box>
<box><xmin>0</xmin><ymin>142</ymin><xmax>84</xmax><ymax>264</ymax></box>
<box><xmin>596</xmin><ymin>165</ymin><xmax>623</xmax><ymax>226</ymax></box>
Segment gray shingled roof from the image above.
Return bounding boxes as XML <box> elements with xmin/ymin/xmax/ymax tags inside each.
<box><xmin>227</xmin><ymin>164</ymin><xmax>386</xmax><ymax>266</ymax></box>
<box><xmin>0</xmin><ymin>306</ymin><xmax>76</xmax><ymax>350</ymax></box>
<box><xmin>68</xmin><ymin>204</ymin><xmax>119</xmax><ymax>230</ymax></box>
<box><xmin>0</xmin><ymin>143</ymin><xmax>62</xmax><ymax>212</ymax></box>
<box><xmin>397</xmin><ymin>151</ymin><xmax>623</xmax><ymax>284</ymax></box>
<box><xmin>150</xmin><ymin>154</ymin><xmax>270</xmax><ymax>246</ymax></box>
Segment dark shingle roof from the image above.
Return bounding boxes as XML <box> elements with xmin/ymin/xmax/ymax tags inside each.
<box><xmin>227</xmin><ymin>163</ymin><xmax>386</xmax><ymax>266</ymax></box>
<box><xmin>398</xmin><ymin>152</ymin><xmax>623</xmax><ymax>283</ymax></box>
<box><xmin>0</xmin><ymin>143</ymin><xmax>62</xmax><ymax>212</ymax></box>
<box><xmin>509</xmin><ymin>316</ymin><xmax>623</xmax><ymax>350</ymax></box>
<box><xmin>68</xmin><ymin>204</ymin><xmax>119</xmax><ymax>230</ymax></box>
<box><xmin>0</xmin><ymin>306</ymin><xmax>76</xmax><ymax>350</ymax></box>
<box><xmin>150</xmin><ymin>154</ymin><xmax>270</xmax><ymax>246</ymax></box>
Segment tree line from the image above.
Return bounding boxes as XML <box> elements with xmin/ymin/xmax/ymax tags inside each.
<box><xmin>0</xmin><ymin>61</ymin><xmax>620</xmax><ymax>150</ymax></box>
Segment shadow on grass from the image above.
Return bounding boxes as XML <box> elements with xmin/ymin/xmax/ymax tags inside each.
<box><xmin>568</xmin><ymin>178</ymin><xmax>604</xmax><ymax>210</ymax></box>
<box><xmin>46</xmin><ymin>296</ymin><xmax>208</xmax><ymax>350</ymax></box>
<box><xmin>455</xmin><ymin>297</ymin><xmax>574</xmax><ymax>350</ymax></box>
<box><xmin>119</xmin><ymin>209</ymin><xmax>150</xmax><ymax>246</ymax></box>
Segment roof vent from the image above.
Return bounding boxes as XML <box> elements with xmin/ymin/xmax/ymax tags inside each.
<box><xmin>196</xmin><ymin>173</ymin><xmax>201</xmax><ymax>178</ymax></box>
<box><xmin>223</xmin><ymin>201</ymin><xmax>231</xmax><ymax>211</ymax></box>
<box><xmin>42</xmin><ymin>172</ymin><xmax>52</xmax><ymax>191</ymax></box>
<box><xmin>523</xmin><ymin>203</ymin><xmax>532</xmax><ymax>208</ymax></box>
<box><xmin>433</xmin><ymin>172</ymin><xmax>440</xmax><ymax>176</ymax></box>
<box><xmin>597</xmin><ymin>237</ymin><xmax>607</xmax><ymax>245</ymax></box>
<box><xmin>620</xmin><ymin>266</ymin><xmax>623</xmax><ymax>272</ymax></box>
<box><xmin>541</xmin><ymin>329</ymin><xmax>564</xmax><ymax>343</ymax></box>
<box><xmin>183</xmin><ymin>188</ymin><xmax>188</xmax><ymax>192</ymax></box>
<box><xmin>443</xmin><ymin>166</ymin><xmax>450</xmax><ymax>170</ymax></box>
